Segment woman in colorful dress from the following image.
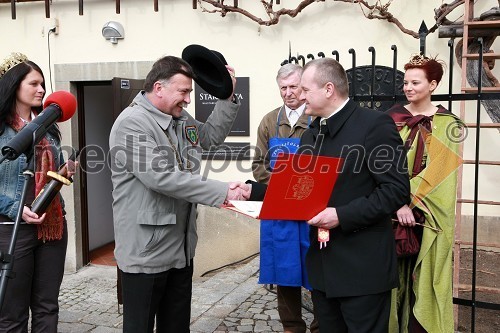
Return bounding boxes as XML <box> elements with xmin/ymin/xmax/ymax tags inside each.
<box><xmin>387</xmin><ymin>54</ymin><xmax>462</xmax><ymax>333</ymax></box>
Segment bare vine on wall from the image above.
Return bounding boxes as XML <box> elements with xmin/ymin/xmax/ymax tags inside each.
<box><xmin>195</xmin><ymin>0</ymin><xmax>476</xmax><ymax>38</ymax></box>
<box><xmin>197</xmin><ymin>0</ymin><xmax>500</xmax><ymax>125</ymax></box>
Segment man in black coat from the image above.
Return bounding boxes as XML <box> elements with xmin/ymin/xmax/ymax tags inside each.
<box><xmin>249</xmin><ymin>58</ymin><xmax>410</xmax><ymax>332</ymax></box>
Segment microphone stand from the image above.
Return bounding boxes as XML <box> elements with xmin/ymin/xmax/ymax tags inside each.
<box><xmin>0</xmin><ymin>150</ymin><xmax>36</xmax><ymax>313</ymax></box>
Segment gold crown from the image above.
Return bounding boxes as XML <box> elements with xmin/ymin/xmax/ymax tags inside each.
<box><xmin>408</xmin><ymin>54</ymin><xmax>430</xmax><ymax>66</ymax></box>
<box><xmin>0</xmin><ymin>52</ymin><xmax>28</xmax><ymax>79</ymax></box>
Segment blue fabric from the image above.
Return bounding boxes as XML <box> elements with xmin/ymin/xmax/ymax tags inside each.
<box><xmin>268</xmin><ymin>137</ymin><xmax>300</xmax><ymax>170</ymax></box>
<box><xmin>0</xmin><ymin>125</ymin><xmax>64</xmax><ymax>220</ymax></box>
<box><xmin>259</xmin><ymin>136</ymin><xmax>312</xmax><ymax>289</ymax></box>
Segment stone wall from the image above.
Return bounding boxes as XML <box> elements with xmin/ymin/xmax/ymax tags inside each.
<box><xmin>195</xmin><ymin>206</ymin><xmax>260</xmax><ymax>278</ymax></box>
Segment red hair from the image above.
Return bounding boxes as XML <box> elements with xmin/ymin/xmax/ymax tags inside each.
<box><xmin>404</xmin><ymin>55</ymin><xmax>445</xmax><ymax>85</ymax></box>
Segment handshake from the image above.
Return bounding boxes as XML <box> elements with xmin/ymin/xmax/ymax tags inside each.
<box><xmin>224</xmin><ymin>181</ymin><xmax>252</xmax><ymax>204</ymax></box>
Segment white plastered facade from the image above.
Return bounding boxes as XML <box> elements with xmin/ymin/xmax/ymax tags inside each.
<box><xmin>1</xmin><ymin>0</ymin><xmax>498</xmax><ymax>273</ymax></box>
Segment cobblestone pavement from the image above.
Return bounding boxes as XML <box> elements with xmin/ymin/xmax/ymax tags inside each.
<box><xmin>57</xmin><ymin>257</ymin><xmax>315</xmax><ymax>333</ymax></box>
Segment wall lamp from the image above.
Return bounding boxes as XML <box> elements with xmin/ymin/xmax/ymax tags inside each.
<box><xmin>102</xmin><ymin>21</ymin><xmax>124</xmax><ymax>44</ymax></box>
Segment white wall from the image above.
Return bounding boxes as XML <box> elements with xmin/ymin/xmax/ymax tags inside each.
<box><xmin>1</xmin><ymin>0</ymin><xmax>499</xmax><ymax>269</ymax></box>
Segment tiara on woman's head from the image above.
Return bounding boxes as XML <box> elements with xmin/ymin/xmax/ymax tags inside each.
<box><xmin>408</xmin><ymin>54</ymin><xmax>430</xmax><ymax>66</ymax></box>
<box><xmin>0</xmin><ymin>52</ymin><xmax>28</xmax><ymax>79</ymax></box>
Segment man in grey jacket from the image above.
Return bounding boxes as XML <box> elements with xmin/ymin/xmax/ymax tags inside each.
<box><xmin>109</xmin><ymin>55</ymin><xmax>248</xmax><ymax>333</ymax></box>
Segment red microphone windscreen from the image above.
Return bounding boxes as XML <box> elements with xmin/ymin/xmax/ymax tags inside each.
<box><xmin>43</xmin><ymin>91</ymin><xmax>77</xmax><ymax>122</ymax></box>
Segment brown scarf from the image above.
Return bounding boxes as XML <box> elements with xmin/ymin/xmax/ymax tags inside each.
<box><xmin>8</xmin><ymin>113</ymin><xmax>64</xmax><ymax>241</ymax></box>
<box><xmin>387</xmin><ymin>105</ymin><xmax>448</xmax><ymax>178</ymax></box>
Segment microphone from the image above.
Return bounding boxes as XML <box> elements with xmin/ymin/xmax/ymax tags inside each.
<box><xmin>31</xmin><ymin>149</ymin><xmax>80</xmax><ymax>215</ymax></box>
<box><xmin>1</xmin><ymin>91</ymin><xmax>77</xmax><ymax>161</ymax></box>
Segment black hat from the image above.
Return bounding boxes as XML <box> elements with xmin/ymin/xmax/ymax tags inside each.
<box><xmin>182</xmin><ymin>44</ymin><xmax>233</xmax><ymax>100</ymax></box>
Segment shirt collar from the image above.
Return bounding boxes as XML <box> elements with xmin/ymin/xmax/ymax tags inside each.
<box><xmin>284</xmin><ymin>103</ymin><xmax>306</xmax><ymax>118</ymax></box>
<box><xmin>321</xmin><ymin>98</ymin><xmax>349</xmax><ymax>124</ymax></box>
<box><xmin>140</xmin><ymin>91</ymin><xmax>187</xmax><ymax>130</ymax></box>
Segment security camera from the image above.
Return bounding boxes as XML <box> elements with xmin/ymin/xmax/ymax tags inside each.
<box><xmin>102</xmin><ymin>21</ymin><xmax>124</xmax><ymax>44</ymax></box>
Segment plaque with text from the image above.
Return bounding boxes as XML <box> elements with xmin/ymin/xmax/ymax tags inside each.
<box><xmin>195</xmin><ymin>77</ymin><xmax>249</xmax><ymax>136</ymax></box>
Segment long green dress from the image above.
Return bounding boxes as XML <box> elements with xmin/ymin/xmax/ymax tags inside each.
<box><xmin>387</xmin><ymin>105</ymin><xmax>462</xmax><ymax>333</ymax></box>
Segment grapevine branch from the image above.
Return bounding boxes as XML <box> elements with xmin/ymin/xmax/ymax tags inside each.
<box><xmin>196</xmin><ymin>0</ymin><xmax>500</xmax><ymax>125</ymax></box>
<box><xmin>197</xmin><ymin>0</ymin><xmax>419</xmax><ymax>37</ymax></box>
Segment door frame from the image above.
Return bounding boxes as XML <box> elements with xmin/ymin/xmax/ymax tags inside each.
<box><xmin>76</xmin><ymin>81</ymin><xmax>113</xmax><ymax>265</ymax></box>
<box><xmin>54</xmin><ymin>60</ymin><xmax>162</xmax><ymax>271</ymax></box>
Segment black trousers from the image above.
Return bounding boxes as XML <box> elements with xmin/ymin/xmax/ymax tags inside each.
<box><xmin>0</xmin><ymin>223</ymin><xmax>68</xmax><ymax>333</ymax></box>
<box><xmin>277</xmin><ymin>285</ymin><xmax>319</xmax><ymax>333</ymax></box>
<box><xmin>311</xmin><ymin>289</ymin><xmax>391</xmax><ymax>333</ymax></box>
<box><xmin>120</xmin><ymin>260</ymin><xmax>194</xmax><ymax>333</ymax></box>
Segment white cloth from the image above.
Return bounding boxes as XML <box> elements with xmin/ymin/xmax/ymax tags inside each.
<box><xmin>19</xmin><ymin>111</ymin><xmax>35</xmax><ymax>124</ymax></box>
<box><xmin>285</xmin><ymin>104</ymin><xmax>306</xmax><ymax>127</ymax></box>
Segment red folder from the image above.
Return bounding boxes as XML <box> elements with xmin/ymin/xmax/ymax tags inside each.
<box><xmin>257</xmin><ymin>153</ymin><xmax>342</xmax><ymax>220</ymax></box>
<box><xmin>226</xmin><ymin>154</ymin><xmax>342</xmax><ymax>220</ymax></box>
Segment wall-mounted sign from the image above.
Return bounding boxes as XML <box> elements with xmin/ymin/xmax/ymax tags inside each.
<box><xmin>194</xmin><ymin>77</ymin><xmax>250</xmax><ymax>136</ymax></box>
<box><xmin>346</xmin><ymin>65</ymin><xmax>405</xmax><ymax>111</ymax></box>
<box><xmin>202</xmin><ymin>142</ymin><xmax>250</xmax><ymax>161</ymax></box>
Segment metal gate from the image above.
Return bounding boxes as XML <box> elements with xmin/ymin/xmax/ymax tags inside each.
<box><xmin>281</xmin><ymin>38</ymin><xmax>500</xmax><ymax>332</ymax></box>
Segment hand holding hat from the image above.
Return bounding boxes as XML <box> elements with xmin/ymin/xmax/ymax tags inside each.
<box><xmin>182</xmin><ymin>44</ymin><xmax>235</xmax><ymax>100</ymax></box>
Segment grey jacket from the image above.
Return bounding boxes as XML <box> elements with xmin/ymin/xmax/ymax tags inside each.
<box><xmin>109</xmin><ymin>92</ymin><xmax>239</xmax><ymax>273</ymax></box>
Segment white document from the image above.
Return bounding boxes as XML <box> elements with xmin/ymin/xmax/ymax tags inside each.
<box><xmin>225</xmin><ymin>200</ymin><xmax>264</xmax><ymax>219</ymax></box>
